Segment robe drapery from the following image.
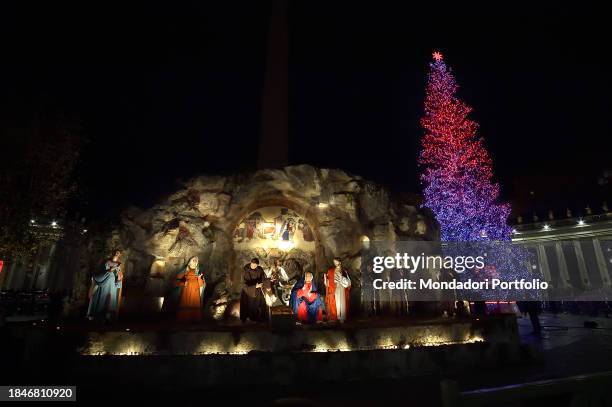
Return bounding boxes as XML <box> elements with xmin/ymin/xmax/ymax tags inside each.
<box><xmin>175</xmin><ymin>266</ymin><xmax>205</xmax><ymax>322</ymax></box>
<box><xmin>240</xmin><ymin>264</ymin><xmax>269</xmax><ymax>322</ymax></box>
<box><xmin>290</xmin><ymin>277</ymin><xmax>322</xmax><ymax>324</ymax></box>
<box><xmin>325</xmin><ymin>267</ymin><xmax>351</xmax><ymax>322</ymax></box>
<box><xmin>87</xmin><ymin>260</ymin><xmax>122</xmax><ymax>320</ymax></box>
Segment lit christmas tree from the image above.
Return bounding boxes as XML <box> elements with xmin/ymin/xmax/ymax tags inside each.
<box><xmin>419</xmin><ymin>51</ymin><xmax>512</xmax><ymax>242</ymax></box>
<box><xmin>418</xmin><ymin>52</ymin><xmax>537</xmax><ymax>301</ymax></box>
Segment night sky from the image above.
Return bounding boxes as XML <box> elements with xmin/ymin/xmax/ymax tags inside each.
<box><xmin>1</xmin><ymin>1</ymin><xmax>610</xmax><ymax>220</ymax></box>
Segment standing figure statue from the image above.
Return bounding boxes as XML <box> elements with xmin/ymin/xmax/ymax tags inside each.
<box><xmin>87</xmin><ymin>249</ymin><xmax>123</xmax><ymax>322</ymax></box>
<box><xmin>264</xmin><ymin>258</ymin><xmax>290</xmax><ymax>284</ymax></box>
<box><xmin>240</xmin><ymin>258</ymin><xmax>269</xmax><ymax>323</ymax></box>
<box><xmin>263</xmin><ymin>258</ymin><xmax>290</xmax><ymax>306</ymax></box>
<box><xmin>324</xmin><ymin>257</ymin><xmax>351</xmax><ymax>323</ymax></box>
<box><xmin>175</xmin><ymin>256</ymin><xmax>206</xmax><ymax>322</ymax></box>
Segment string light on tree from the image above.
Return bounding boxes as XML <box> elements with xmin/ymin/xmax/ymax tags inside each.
<box><xmin>418</xmin><ymin>51</ymin><xmax>535</xmax><ymax>297</ymax></box>
<box><xmin>419</xmin><ymin>51</ymin><xmax>512</xmax><ymax>242</ymax></box>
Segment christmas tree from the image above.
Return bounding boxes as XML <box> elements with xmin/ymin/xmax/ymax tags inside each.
<box><xmin>418</xmin><ymin>52</ymin><xmax>537</xmax><ymax>300</ymax></box>
<box><xmin>419</xmin><ymin>51</ymin><xmax>512</xmax><ymax>242</ymax></box>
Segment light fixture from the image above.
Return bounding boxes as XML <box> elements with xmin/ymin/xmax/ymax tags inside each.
<box><xmin>577</xmin><ymin>219</ymin><xmax>586</xmax><ymax>226</ymax></box>
<box><xmin>542</xmin><ymin>224</ymin><xmax>550</xmax><ymax>231</ymax></box>
<box><xmin>278</xmin><ymin>240</ymin><xmax>294</xmax><ymax>251</ymax></box>
<box><xmin>361</xmin><ymin>235</ymin><xmax>370</xmax><ymax>248</ymax></box>
<box><xmin>51</xmin><ymin>221</ymin><xmax>58</xmax><ymax>227</ymax></box>
<box><xmin>30</xmin><ymin>219</ymin><xmax>35</xmax><ymax>224</ymax></box>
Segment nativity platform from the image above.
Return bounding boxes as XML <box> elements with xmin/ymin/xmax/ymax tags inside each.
<box><xmin>9</xmin><ymin>314</ymin><xmax>535</xmax><ymax>389</ymax></box>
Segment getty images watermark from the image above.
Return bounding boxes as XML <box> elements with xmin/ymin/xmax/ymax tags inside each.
<box><xmin>361</xmin><ymin>241</ymin><xmax>612</xmax><ymax>302</ymax></box>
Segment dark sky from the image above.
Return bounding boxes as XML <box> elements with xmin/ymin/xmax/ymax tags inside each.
<box><xmin>1</xmin><ymin>1</ymin><xmax>610</xmax><ymax>220</ymax></box>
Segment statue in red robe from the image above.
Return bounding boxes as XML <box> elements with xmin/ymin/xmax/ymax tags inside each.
<box><xmin>290</xmin><ymin>272</ymin><xmax>322</xmax><ymax>324</ymax></box>
<box><xmin>324</xmin><ymin>257</ymin><xmax>351</xmax><ymax>322</ymax></box>
<box><xmin>175</xmin><ymin>256</ymin><xmax>205</xmax><ymax>322</ymax></box>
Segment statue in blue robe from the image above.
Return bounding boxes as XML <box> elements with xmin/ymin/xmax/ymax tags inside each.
<box><xmin>87</xmin><ymin>250</ymin><xmax>123</xmax><ymax>321</ymax></box>
<box><xmin>290</xmin><ymin>272</ymin><xmax>323</xmax><ymax>324</ymax></box>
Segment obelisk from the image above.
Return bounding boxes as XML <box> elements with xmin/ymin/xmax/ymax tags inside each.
<box><xmin>257</xmin><ymin>0</ymin><xmax>289</xmax><ymax>169</ymax></box>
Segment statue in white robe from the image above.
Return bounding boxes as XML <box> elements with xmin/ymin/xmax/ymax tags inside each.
<box><xmin>324</xmin><ymin>257</ymin><xmax>351</xmax><ymax>322</ymax></box>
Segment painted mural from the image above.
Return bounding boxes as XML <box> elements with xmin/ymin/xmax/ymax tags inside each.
<box><xmin>232</xmin><ymin>207</ymin><xmax>317</xmax><ymax>291</ymax></box>
<box><xmin>233</xmin><ymin>207</ymin><xmax>315</xmax><ymax>252</ymax></box>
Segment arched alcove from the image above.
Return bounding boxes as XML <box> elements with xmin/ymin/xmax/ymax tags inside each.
<box><xmin>223</xmin><ymin>194</ymin><xmax>328</xmax><ymax>296</ymax></box>
<box><xmin>231</xmin><ymin>205</ymin><xmax>317</xmax><ymax>288</ymax></box>
<box><xmin>113</xmin><ymin>165</ymin><xmax>438</xmax><ymax>319</ymax></box>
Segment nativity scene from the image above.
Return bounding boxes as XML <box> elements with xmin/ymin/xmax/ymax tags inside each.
<box><xmin>80</xmin><ymin>165</ymin><xmax>439</xmax><ymax>327</ymax></box>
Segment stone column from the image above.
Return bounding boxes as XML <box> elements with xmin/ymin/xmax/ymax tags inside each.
<box><xmin>536</xmin><ymin>244</ymin><xmax>552</xmax><ymax>282</ymax></box>
<box><xmin>555</xmin><ymin>242</ymin><xmax>572</xmax><ymax>288</ymax></box>
<box><xmin>12</xmin><ymin>260</ymin><xmax>28</xmax><ymax>290</ymax></box>
<box><xmin>1</xmin><ymin>260</ymin><xmax>16</xmax><ymax>289</ymax></box>
<box><xmin>573</xmin><ymin>240</ymin><xmax>590</xmax><ymax>288</ymax></box>
<box><xmin>6</xmin><ymin>260</ymin><xmax>18</xmax><ymax>289</ymax></box>
<box><xmin>592</xmin><ymin>238</ymin><xmax>611</xmax><ymax>287</ymax></box>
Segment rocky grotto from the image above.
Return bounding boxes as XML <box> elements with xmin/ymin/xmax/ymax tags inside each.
<box><xmin>71</xmin><ymin>165</ymin><xmax>439</xmax><ymax>320</ymax></box>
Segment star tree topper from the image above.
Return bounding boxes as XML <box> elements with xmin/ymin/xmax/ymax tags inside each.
<box><xmin>432</xmin><ymin>51</ymin><xmax>443</xmax><ymax>61</ymax></box>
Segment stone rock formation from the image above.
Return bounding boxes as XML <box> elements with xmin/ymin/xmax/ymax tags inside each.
<box><xmin>110</xmin><ymin>165</ymin><xmax>438</xmax><ymax>319</ymax></box>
